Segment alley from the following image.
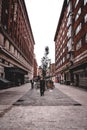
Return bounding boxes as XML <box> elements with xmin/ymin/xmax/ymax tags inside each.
<box><xmin>0</xmin><ymin>83</ymin><xmax>87</xmax><ymax>130</ymax></box>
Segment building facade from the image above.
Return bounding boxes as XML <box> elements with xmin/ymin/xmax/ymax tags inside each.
<box><xmin>33</xmin><ymin>54</ymin><xmax>38</xmax><ymax>79</ymax></box>
<box><xmin>54</xmin><ymin>0</ymin><xmax>87</xmax><ymax>88</ymax></box>
<box><xmin>38</xmin><ymin>66</ymin><xmax>42</xmax><ymax>78</ymax></box>
<box><xmin>49</xmin><ymin>63</ymin><xmax>55</xmax><ymax>82</ymax></box>
<box><xmin>0</xmin><ymin>0</ymin><xmax>35</xmax><ymax>86</ymax></box>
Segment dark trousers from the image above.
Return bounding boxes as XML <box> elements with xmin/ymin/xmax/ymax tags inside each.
<box><xmin>40</xmin><ymin>89</ymin><xmax>44</xmax><ymax>96</ymax></box>
<box><xmin>40</xmin><ymin>86</ymin><xmax>45</xmax><ymax>96</ymax></box>
<box><xmin>40</xmin><ymin>80</ymin><xmax>45</xmax><ymax>96</ymax></box>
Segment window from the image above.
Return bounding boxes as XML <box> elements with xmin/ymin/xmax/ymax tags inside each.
<box><xmin>63</xmin><ymin>40</ymin><xmax>65</xmax><ymax>44</ymax></box>
<box><xmin>67</xmin><ymin>2</ymin><xmax>72</xmax><ymax>16</ymax></box>
<box><xmin>67</xmin><ymin>54</ymin><xmax>70</xmax><ymax>59</ymax></box>
<box><xmin>76</xmin><ymin>40</ymin><xmax>82</xmax><ymax>50</ymax></box>
<box><xmin>63</xmin><ymin>48</ymin><xmax>65</xmax><ymax>53</ymax></box>
<box><xmin>10</xmin><ymin>45</ymin><xmax>14</xmax><ymax>54</ymax></box>
<box><xmin>85</xmin><ymin>33</ymin><xmax>87</xmax><ymax>43</ymax></box>
<box><xmin>75</xmin><ymin>8</ymin><xmax>81</xmax><ymax>21</ymax></box>
<box><xmin>14</xmin><ymin>3</ymin><xmax>17</xmax><ymax>22</ymax></box>
<box><xmin>67</xmin><ymin>0</ymin><xmax>69</xmax><ymax>4</ymax></box>
<box><xmin>84</xmin><ymin>0</ymin><xmax>87</xmax><ymax>5</ymax></box>
<box><xmin>67</xmin><ymin>38</ymin><xmax>72</xmax><ymax>51</ymax></box>
<box><xmin>9</xmin><ymin>45</ymin><xmax>13</xmax><ymax>53</ymax></box>
<box><xmin>0</xmin><ymin>34</ymin><xmax>4</xmax><ymax>46</ymax></box>
<box><xmin>62</xmin><ymin>23</ymin><xmax>64</xmax><ymax>28</ymax></box>
<box><xmin>63</xmin><ymin>57</ymin><xmax>65</xmax><ymax>63</ymax></box>
<box><xmin>0</xmin><ymin>58</ymin><xmax>2</xmax><ymax>63</ymax></box>
<box><xmin>61</xmin><ymin>60</ymin><xmax>62</xmax><ymax>65</ymax></box>
<box><xmin>18</xmin><ymin>52</ymin><xmax>20</xmax><ymax>59</ymax></box>
<box><xmin>67</xmin><ymin>26</ymin><xmax>72</xmax><ymax>38</ymax></box>
<box><xmin>5</xmin><ymin>9</ymin><xmax>8</xmax><ymax>14</ymax></box>
<box><xmin>67</xmin><ymin>15</ymin><xmax>72</xmax><ymax>27</ymax></box>
<box><xmin>14</xmin><ymin>49</ymin><xmax>17</xmax><ymax>57</ymax></box>
<box><xmin>75</xmin><ymin>0</ymin><xmax>79</xmax><ymax>8</ymax></box>
<box><xmin>5</xmin><ymin>40</ymin><xmax>9</xmax><ymax>50</ymax></box>
<box><xmin>4</xmin><ymin>25</ymin><xmax>7</xmax><ymax>30</ymax></box>
<box><xmin>84</xmin><ymin>13</ymin><xmax>87</xmax><ymax>23</ymax></box>
<box><xmin>75</xmin><ymin>23</ymin><xmax>81</xmax><ymax>35</ymax></box>
<box><xmin>63</xmin><ymin>31</ymin><xmax>64</xmax><ymax>36</ymax></box>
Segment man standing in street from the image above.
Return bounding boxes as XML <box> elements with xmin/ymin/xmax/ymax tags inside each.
<box><xmin>30</xmin><ymin>79</ymin><xmax>34</xmax><ymax>89</ymax></box>
<box><xmin>40</xmin><ymin>77</ymin><xmax>45</xmax><ymax>96</ymax></box>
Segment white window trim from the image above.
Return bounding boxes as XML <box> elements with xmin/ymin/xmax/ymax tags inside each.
<box><xmin>84</xmin><ymin>13</ymin><xmax>87</xmax><ymax>23</ymax></box>
<box><xmin>85</xmin><ymin>33</ymin><xmax>87</xmax><ymax>43</ymax></box>
<box><xmin>84</xmin><ymin>0</ymin><xmax>87</xmax><ymax>5</ymax></box>
<box><xmin>75</xmin><ymin>8</ymin><xmax>81</xmax><ymax>21</ymax></box>
<box><xmin>76</xmin><ymin>40</ymin><xmax>82</xmax><ymax>50</ymax></box>
<box><xmin>75</xmin><ymin>0</ymin><xmax>79</xmax><ymax>8</ymax></box>
<box><xmin>75</xmin><ymin>23</ymin><xmax>81</xmax><ymax>35</ymax></box>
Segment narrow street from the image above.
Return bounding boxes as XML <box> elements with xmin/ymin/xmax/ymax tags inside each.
<box><xmin>0</xmin><ymin>83</ymin><xmax>87</xmax><ymax>130</ymax></box>
<box><xmin>0</xmin><ymin>0</ymin><xmax>87</xmax><ymax>129</ymax></box>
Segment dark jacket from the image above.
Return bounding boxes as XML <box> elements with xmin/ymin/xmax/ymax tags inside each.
<box><xmin>40</xmin><ymin>79</ymin><xmax>45</xmax><ymax>91</ymax></box>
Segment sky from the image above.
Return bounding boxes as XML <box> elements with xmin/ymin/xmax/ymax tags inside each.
<box><xmin>25</xmin><ymin>0</ymin><xmax>64</xmax><ymax>66</ymax></box>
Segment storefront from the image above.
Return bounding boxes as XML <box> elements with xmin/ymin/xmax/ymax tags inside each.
<box><xmin>70</xmin><ymin>62</ymin><xmax>87</xmax><ymax>88</ymax></box>
<box><xmin>0</xmin><ymin>66</ymin><xmax>4</xmax><ymax>78</ymax></box>
<box><xmin>5</xmin><ymin>67</ymin><xmax>28</xmax><ymax>86</ymax></box>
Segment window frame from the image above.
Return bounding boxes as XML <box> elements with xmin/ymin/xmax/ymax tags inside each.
<box><xmin>75</xmin><ymin>0</ymin><xmax>79</xmax><ymax>8</ymax></box>
<box><xmin>75</xmin><ymin>23</ymin><xmax>81</xmax><ymax>35</ymax></box>
<box><xmin>75</xmin><ymin>8</ymin><xmax>81</xmax><ymax>21</ymax></box>
<box><xmin>76</xmin><ymin>40</ymin><xmax>82</xmax><ymax>50</ymax></box>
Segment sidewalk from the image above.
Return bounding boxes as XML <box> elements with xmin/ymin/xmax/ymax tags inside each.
<box><xmin>0</xmin><ymin>83</ymin><xmax>31</xmax><ymax>117</ymax></box>
<box><xmin>55</xmin><ymin>83</ymin><xmax>87</xmax><ymax>105</ymax></box>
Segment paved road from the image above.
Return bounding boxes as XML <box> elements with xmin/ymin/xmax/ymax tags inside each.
<box><xmin>13</xmin><ymin>87</ymin><xmax>80</xmax><ymax>106</ymax></box>
<box><xmin>0</xmin><ymin>83</ymin><xmax>87</xmax><ymax>130</ymax></box>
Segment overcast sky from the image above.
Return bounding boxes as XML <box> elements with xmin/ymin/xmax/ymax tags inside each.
<box><xmin>25</xmin><ymin>0</ymin><xmax>64</xmax><ymax>66</ymax></box>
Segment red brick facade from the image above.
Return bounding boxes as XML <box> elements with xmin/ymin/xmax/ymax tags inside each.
<box><xmin>54</xmin><ymin>0</ymin><xmax>87</xmax><ymax>88</ymax></box>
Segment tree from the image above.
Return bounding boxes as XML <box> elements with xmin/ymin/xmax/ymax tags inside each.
<box><xmin>41</xmin><ymin>46</ymin><xmax>49</xmax><ymax>78</ymax></box>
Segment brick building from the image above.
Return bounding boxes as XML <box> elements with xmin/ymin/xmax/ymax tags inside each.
<box><xmin>33</xmin><ymin>54</ymin><xmax>38</xmax><ymax>79</ymax></box>
<box><xmin>38</xmin><ymin>66</ymin><xmax>42</xmax><ymax>78</ymax></box>
<box><xmin>54</xmin><ymin>0</ymin><xmax>87</xmax><ymax>88</ymax></box>
<box><xmin>49</xmin><ymin>63</ymin><xmax>55</xmax><ymax>82</ymax></box>
<box><xmin>0</xmin><ymin>0</ymin><xmax>35</xmax><ymax>87</ymax></box>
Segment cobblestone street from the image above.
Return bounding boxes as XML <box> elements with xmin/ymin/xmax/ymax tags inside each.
<box><xmin>0</xmin><ymin>83</ymin><xmax>87</xmax><ymax>130</ymax></box>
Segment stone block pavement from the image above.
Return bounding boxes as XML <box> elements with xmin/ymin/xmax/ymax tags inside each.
<box><xmin>0</xmin><ymin>83</ymin><xmax>87</xmax><ymax>130</ymax></box>
<box><xmin>0</xmin><ymin>83</ymin><xmax>31</xmax><ymax>117</ymax></box>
